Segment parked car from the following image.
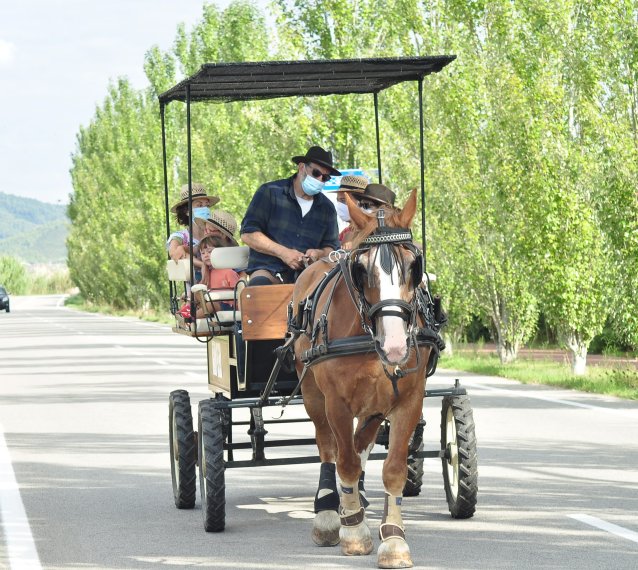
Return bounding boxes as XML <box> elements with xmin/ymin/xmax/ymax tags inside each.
<box><xmin>0</xmin><ymin>286</ymin><xmax>9</xmax><ymax>312</ymax></box>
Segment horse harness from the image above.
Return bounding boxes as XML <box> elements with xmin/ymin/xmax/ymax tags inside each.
<box><xmin>278</xmin><ymin>217</ymin><xmax>446</xmax><ymax>401</ymax></box>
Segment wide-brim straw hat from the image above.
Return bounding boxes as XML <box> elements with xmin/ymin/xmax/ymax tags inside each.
<box><xmin>194</xmin><ymin>210</ymin><xmax>238</xmax><ymax>246</ymax></box>
<box><xmin>291</xmin><ymin>145</ymin><xmax>341</xmax><ymax>176</ymax></box>
<box><xmin>170</xmin><ymin>182</ymin><xmax>220</xmax><ymax>213</ymax></box>
<box><xmin>362</xmin><ymin>183</ymin><xmax>396</xmax><ymax>206</ymax></box>
<box><xmin>324</xmin><ymin>174</ymin><xmax>368</xmax><ymax>193</ymax></box>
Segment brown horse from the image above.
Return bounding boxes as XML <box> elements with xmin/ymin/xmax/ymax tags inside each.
<box><xmin>292</xmin><ymin>189</ymin><xmax>432</xmax><ymax>568</ymax></box>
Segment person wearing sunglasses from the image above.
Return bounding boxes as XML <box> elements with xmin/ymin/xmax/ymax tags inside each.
<box><xmin>240</xmin><ymin>145</ymin><xmax>341</xmax><ymax>285</ymax></box>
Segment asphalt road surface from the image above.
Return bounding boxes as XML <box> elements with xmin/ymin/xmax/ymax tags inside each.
<box><xmin>1</xmin><ymin>295</ymin><xmax>637</xmax><ymax>570</ymax></box>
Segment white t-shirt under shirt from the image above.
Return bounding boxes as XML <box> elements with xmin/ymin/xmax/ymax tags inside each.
<box><xmin>296</xmin><ymin>194</ymin><xmax>313</xmax><ymax>217</ymax></box>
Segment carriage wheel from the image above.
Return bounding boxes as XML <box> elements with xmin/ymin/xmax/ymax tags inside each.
<box><xmin>403</xmin><ymin>415</ymin><xmax>425</xmax><ymax>497</ymax></box>
<box><xmin>440</xmin><ymin>395</ymin><xmax>478</xmax><ymax>518</ymax></box>
<box><xmin>169</xmin><ymin>390</ymin><xmax>196</xmax><ymax>509</ymax></box>
<box><xmin>198</xmin><ymin>399</ymin><xmax>226</xmax><ymax>532</ymax></box>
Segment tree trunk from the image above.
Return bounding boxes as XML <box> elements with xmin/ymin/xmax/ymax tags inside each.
<box><xmin>565</xmin><ymin>331</ymin><xmax>588</xmax><ymax>376</ymax></box>
<box><xmin>443</xmin><ymin>333</ymin><xmax>453</xmax><ymax>356</ymax></box>
<box><xmin>496</xmin><ymin>339</ymin><xmax>518</xmax><ymax>364</ymax></box>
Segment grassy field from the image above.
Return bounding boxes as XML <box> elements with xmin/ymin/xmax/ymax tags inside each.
<box><xmin>439</xmin><ymin>352</ymin><xmax>638</xmax><ymax>400</ymax></box>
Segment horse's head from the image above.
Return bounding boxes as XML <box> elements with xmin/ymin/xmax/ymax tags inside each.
<box><xmin>345</xmin><ymin>190</ymin><xmax>423</xmax><ymax>366</ymax></box>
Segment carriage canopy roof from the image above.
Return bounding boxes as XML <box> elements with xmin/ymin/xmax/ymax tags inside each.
<box><xmin>158</xmin><ymin>56</ymin><xmax>456</xmax><ymax>104</ymax></box>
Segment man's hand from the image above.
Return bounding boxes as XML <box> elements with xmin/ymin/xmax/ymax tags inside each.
<box><xmin>280</xmin><ymin>247</ymin><xmax>305</xmax><ymax>270</ymax></box>
<box><xmin>304</xmin><ymin>249</ymin><xmax>324</xmax><ymax>264</ymax></box>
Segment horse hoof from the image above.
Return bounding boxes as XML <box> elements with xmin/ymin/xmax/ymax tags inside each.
<box><xmin>377</xmin><ymin>537</ymin><xmax>413</xmax><ymax>568</ymax></box>
<box><xmin>312</xmin><ymin>510</ymin><xmax>341</xmax><ymax>546</ymax></box>
<box><xmin>340</xmin><ymin>523</ymin><xmax>374</xmax><ymax>556</ymax></box>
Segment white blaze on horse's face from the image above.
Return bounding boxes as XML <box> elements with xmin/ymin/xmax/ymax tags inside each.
<box><xmin>372</xmin><ymin>247</ymin><xmax>410</xmax><ymax>365</ymax></box>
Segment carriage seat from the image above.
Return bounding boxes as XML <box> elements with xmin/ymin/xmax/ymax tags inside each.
<box><xmin>167</xmin><ymin>246</ymin><xmax>249</xmax><ymax>336</ymax></box>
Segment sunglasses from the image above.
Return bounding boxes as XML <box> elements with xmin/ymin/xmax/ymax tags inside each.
<box><xmin>306</xmin><ymin>164</ymin><xmax>332</xmax><ymax>183</ymax></box>
<box><xmin>356</xmin><ymin>200</ymin><xmax>378</xmax><ymax>210</ymax></box>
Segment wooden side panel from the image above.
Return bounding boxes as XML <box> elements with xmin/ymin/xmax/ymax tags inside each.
<box><xmin>240</xmin><ymin>284</ymin><xmax>294</xmax><ymax>340</ymax></box>
<box><xmin>207</xmin><ymin>336</ymin><xmax>232</xmax><ymax>393</ymax></box>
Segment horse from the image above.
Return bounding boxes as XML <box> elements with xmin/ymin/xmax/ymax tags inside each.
<box><xmin>291</xmin><ymin>189</ymin><xmax>437</xmax><ymax>569</ymax></box>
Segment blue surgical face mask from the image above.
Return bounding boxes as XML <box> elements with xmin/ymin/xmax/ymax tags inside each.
<box><xmin>193</xmin><ymin>206</ymin><xmax>211</xmax><ymax>220</ymax></box>
<box><xmin>301</xmin><ymin>172</ymin><xmax>325</xmax><ymax>196</ymax></box>
<box><xmin>335</xmin><ymin>201</ymin><xmax>350</xmax><ymax>222</ymax></box>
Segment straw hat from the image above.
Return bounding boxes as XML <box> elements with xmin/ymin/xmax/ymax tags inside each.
<box><xmin>362</xmin><ymin>183</ymin><xmax>396</xmax><ymax>206</ymax></box>
<box><xmin>170</xmin><ymin>183</ymin><xmax>220</xmax><ymax>213</ymax></box>
<box><xmin>195</xmin><ymin>210</ymin><xmax>238</xmax><ymax>246</ymax></box>
<box><xmin>324</xmin><ymin>174</ymin><xmax>368</xmax><ymax>193</ymax></box>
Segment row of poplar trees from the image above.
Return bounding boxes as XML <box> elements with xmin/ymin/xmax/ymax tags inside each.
<box><xmin>67</xmin><ymin>0</ymin><xmax>638</xmax><ymax>374</ymax></box>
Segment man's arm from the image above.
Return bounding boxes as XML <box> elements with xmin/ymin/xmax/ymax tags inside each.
<box><xmin>241</xmin><ymin>231</ymin><xmax>305</xmax><ymax>270</ymax></box>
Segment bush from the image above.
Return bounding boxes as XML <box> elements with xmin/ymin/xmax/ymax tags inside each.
<box><xmin>0</xmin><ymin>256</ymin><xmax>28</xmax><ymax>294</ymax></box>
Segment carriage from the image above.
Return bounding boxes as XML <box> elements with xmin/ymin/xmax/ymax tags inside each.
<box><xmin>159</xmin><ymin>56</ymin><xmax>478</xmax><ymax>565</ymax></box>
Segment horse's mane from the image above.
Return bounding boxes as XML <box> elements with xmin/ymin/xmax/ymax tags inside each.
<box><xmin>349</xmin><ymin>207</ymin><xmax>404</xmax><ymax>250</ymax></box>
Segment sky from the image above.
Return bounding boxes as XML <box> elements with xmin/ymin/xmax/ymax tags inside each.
<box><xmin>0</xmin><ymin>0</ymin><xmax>251</xmax><ymax>205</ymax></box>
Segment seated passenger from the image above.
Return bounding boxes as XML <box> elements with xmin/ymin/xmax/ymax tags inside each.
<box><xmin>194</xmin><ymin>209</ymin><xmax>239</xmax><ymax>247</ymax></box>
<box><xmin>357</xmin><ymin>183</ymin><xmax>396</xmax><ymax>213</ymax></box>
<box><xmin>196</xmin><ymin>235</ymin><xmax>241</xmax><ymax>316</ymax></box>
<box><xmin>326</xmin><ymin>174</ymin><xmax>369</xmax><ymax>247</ymax></box>
<box><xmin>240</xmin><ymin>145</ymin><xmax>341</xmax><ymax>286</ymax></box>
<box><xmin>167</xmin><ymin>183</ymin><xmax>220</xmax><ymax>283</ymax></box>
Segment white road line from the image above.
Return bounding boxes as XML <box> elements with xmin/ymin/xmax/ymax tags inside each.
<box><xmin>469</xmin><ymin>383</ymin><xmax>635</xmax><ymax>415</ymax></box>
<box><xmin>0</xmin><ymin>425</ymin><xmax>42</xmax><ymax>570</ymax></box>
<box><xmin>569</xmin><ymin>514</ymin><xmax>638</xmax><ymax>544</ymax></box>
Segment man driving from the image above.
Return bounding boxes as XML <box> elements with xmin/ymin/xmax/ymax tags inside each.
<box><xmin>240</xmin><ymin>145</ymin><xmax>341</xmax><ymax>285</ymax></box>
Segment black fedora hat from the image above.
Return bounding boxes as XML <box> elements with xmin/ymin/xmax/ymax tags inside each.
<box><xmin>292</xmin><ymin>145</ymin><xmax>341</xmax><ymax>176</ymax></box>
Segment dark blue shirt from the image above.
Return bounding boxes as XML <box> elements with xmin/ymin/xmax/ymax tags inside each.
<box><xmin>240</xmin><ymin>175</ymin><xmax>340</xmax><ymax>274</ymax></box>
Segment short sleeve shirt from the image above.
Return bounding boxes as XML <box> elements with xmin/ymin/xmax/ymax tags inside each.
<box><xmin>240</xmin><ymin>176</ymin><xmax>340</xmax><ymax>274</ymax></box>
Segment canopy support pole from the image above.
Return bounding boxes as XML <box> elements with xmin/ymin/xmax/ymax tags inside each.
<box><xmin>186</xmin><ymin>85</ymin><xmax>196</xmax><ymax>324</ymax></box>
<box><xmin>160</xmin><ymin>103</ymin><xmax>176</xmax><ymax>311</ymax></box>
<box><xmin>374</xmin><ymin>92</ymin><xmax>382</xmax><ymax>184</ymax></box>
<box><xmin>418</xmin><ymin>78</ymin><xmax>426</xmax><ymax>270</ymax></box>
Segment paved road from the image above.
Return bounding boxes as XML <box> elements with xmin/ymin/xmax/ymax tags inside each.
<box><xmin>1</xmin><ymin>295</ymin><xmax>637</xmax><ymax>570</ymax></box>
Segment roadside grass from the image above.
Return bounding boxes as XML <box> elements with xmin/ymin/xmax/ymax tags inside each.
<box><xmin>63</xmin><ymin>294</ymin><xmax>638</xmax><ymax>400</ymax></box>
<box><xmin>65</xmin><ymin>294</ymin><xmax>174</xmax><ymax>325</ymax></box>
<box><xmin>440</xmin><ymin>352</ymin><xmax>638</xmax><ymax>400</ymax></box>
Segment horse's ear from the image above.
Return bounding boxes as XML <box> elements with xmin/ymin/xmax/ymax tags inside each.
<box><xmin>397</xmin><ymin>189</ymin><xmax>418</xmax><ymax>229</ymax></box>
<box><xmin>346</xmin><ymin>192</ymin><xmax>368</xmax><ymax>230</ymax></box>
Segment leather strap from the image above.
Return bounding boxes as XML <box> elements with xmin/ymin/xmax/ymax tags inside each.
<box><xmin>379</xmin><ymin>523</ymin><xmax>405</xmax><ymax>541</ymax></box>
<box><xmin>340</xmin><ymin>507</ymin><xmax>366</xmax><ymax>527</ymax></box>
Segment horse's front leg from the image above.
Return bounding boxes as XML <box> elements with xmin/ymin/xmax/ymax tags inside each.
<box><xmin>378</xmin><ymin>402</ymin><xmax>423</xmax><ymax>569</ymax></box>
<box><xmin>324</xmin><ymin>395</ymin><xmax>373</xmax><ymax>556</ymax></box>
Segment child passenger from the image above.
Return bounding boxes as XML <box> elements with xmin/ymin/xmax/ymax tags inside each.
<box><xmin>195</xmin><ymin>235</ymin><xmax>241</xmax><ymax>316</ymax></box>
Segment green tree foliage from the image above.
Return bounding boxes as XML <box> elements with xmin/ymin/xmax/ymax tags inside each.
<box><xmin>0</xmin><ymin>256</ymin><xmax>28</xmax><ymax>294</ymax></box>
<box><xmin>66</xmin><ymin>0</ymin><xmax>638</xmax><ymax>368</ymax></box>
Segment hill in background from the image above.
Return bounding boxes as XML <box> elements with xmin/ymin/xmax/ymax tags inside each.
<box><xmin>0</xmin><ymin>192</ymin><xmax>68</xmax><ymax>263</ymax></box>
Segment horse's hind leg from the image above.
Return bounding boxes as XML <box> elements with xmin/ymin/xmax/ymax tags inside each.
<box><xmin>301</xmin><ymin>372</ymin><xmax>340</xmax><ymax>546</ymax></box>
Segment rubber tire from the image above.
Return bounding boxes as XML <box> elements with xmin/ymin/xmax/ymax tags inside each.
<box><xmin>441</xmin><ymin>395</ymin><xmax>478</xmax><ymax>518</ymax></box>
<box><xmin>403</xmin><ymin>417</ymin><xmax>425</xmax><ymax>497</ymax></box>
<box><xmin>169</xmin><ymin>390</ymin><xmax>196</xmax><ymax>509</ymax></box>
<box><xmin>5</xmin><ymin>306</ymin><xmax>9</xmax><ymax>313</ymax></box>
<box><xmin>199</xmin><ymin>399</ymin><xmax>226</xmax><ymax>532</ymax></box>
